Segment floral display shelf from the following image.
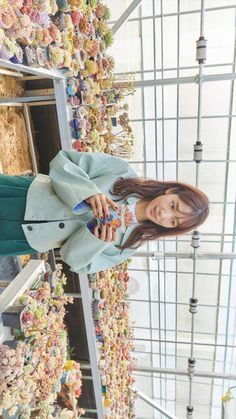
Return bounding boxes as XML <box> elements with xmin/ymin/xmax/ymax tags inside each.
<box><xmin>88</xmin><ymin>259</ymin><xmax>136</xmax><ymax>419</ymax></box>
<box><xmin>0</xmin><ymin>60</ymin><xmax>72</xmax><ymax>150</ymax></box>
<box><xmin>0</xmin><ymin>0</ymin><xmax>135</xmax><ymax>157</ymax></box>
<box><xmin>78</xmin><ymin>271</ymin><xmax>104</xmax><ymax>419</ymax></box>
<box><xmin>0</xmin><ymin>259</ymin><xmax>46</xmax><ymax>319</ymax></box>
<box><xmin>0</xmin><ymin>260</ymin><xmax>84</xmax><ymax>418</ymax></box>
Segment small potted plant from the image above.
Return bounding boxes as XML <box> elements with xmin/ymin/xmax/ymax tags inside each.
<box><xmin>2</xmin><ymin>304</ymin><xmax>29</xmax><ymax>329</ymax></box>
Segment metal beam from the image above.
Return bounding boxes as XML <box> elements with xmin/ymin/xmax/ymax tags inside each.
<box><xmin>135</xmin><ymin>388</ymin><xmax>179</xmax><ymax>419</ymax></box>
<box><xmin>0</xmin><ymin>68</ymin><xmax>23</xmax><ymax>77</ymax></box>
<box><xmin>134</xmin><ymin>366</ymin><xmax>236</xmax><ymax>380</ymax></box>
<box><xmin>53</xmin><ymin>78</ymin><xmax>73</xmax><ymax>150</ymax></box>
<box><xmin>64</xmin><ymin>293</ymin><xmax>82</xmax><ymax>298</ymax></box>
<box><xmin>134</xmin><ymin>72</ymin><xmax>236</xmax><ymax>87</ymax></box>
<box><xmin>111</xmin><ymin>0</ymin><xmax>143</xmax><ymax>34</ymax></box>
<box><xmin>133</xmin><ymin>251</ymin><xmax>236</xmax><ymax>259</ymax></box>
<box><xmin>22</xmin><ymin>104</ymin><xmax>38</xmax><ymax>175</ymax></box>
<box><xmin>78</xmin><ymin>273</ymin><xmax>104</xmax><ymax>419</ymax></box>
<box><xmin>0</xmin><ymin>95</ymin><xmax>55</xmax><ymax>104</ymax></box>
<box><xmin>0</xmin><ymin>58</ymin><xmax>64</xmax><ymax>80</ymax></box>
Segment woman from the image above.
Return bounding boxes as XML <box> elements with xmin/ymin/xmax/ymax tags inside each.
<box><xmin>0</xmin><ymin>150</ymin><xmax>209</xmax><ymax>274</ymax></box>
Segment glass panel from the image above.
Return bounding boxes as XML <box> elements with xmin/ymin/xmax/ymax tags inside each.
<box><xmin>180</xmin><ymin>0</ymin><xmax>203</xmax><ymax>12</ymax></box>
<box><xmin>217</xmin><ymin>307</ymin><xmax>228</xmax><ymax>335</ymax></box>
<box><xmin>165</xmin><ymin>273</ymin><xmax>177</xmax><ymax>302</ymax></box>
<box><xmin>179</xmin><ymin>12</ymin><xmax>201</xmax><ymax>67</ymax></box>
<box><xmin>128</xmin><ymin>87</ymin><xmax>143</xmax><ymax>119</ymax></box>
<box><xmin>128</xmin><ymin>257</ymin><xmax>148</xmax><ymax>271</ymax></box>
<box><xmin>163</xmin><ymin>85</ymin><xmax>177</xmax><ymax>118</ymax></box>
<box><xmin>146</xmin><ymin>162</ymin><xmax>157</xmax><ymax>178</ymax></box>
<box><xmin>150</xmin><ymin>271</ymin><xmax>160</xmax><ymax>302</ymax></box>
<box><xmin>178</xmin><ymin>162</ymin><xmax>196</xmax><ymax>184</ymax></box>
<box><xmin>163</xmin><ymin>120</ymin><xmax>177</xmax><ymax>161</ymax></box>
<box><xmin>224</xmin><ymin>202</ymin><xmax>236</xmax><ymax>235</ymax></box>
<box><xmin>179</xmin><ymin>83</ymin><xmax>198</xmax><ymax>117</ymax></box>
<box><xmin>141</xmin><ymin>0</ymin><xmax>154</xmax><ymax>17</ymax></box>
<box><xmin>204</xmin><ymin>8</ymin><xmax>235</xmax><ymax>65</ymax></box>
<box><xmin>202</xmin><ymin>81</ymin><xmax>231</xmax><ymax>116</ymax></box>
<box><xmin>133</xmin><ymin>328</ymin><xmax>151</xmax><ymax>340</ymax></box>
<box><xmin>198</xmin><ymin>163</ymin><xmax>226</xmax><ymax>203</ymax></box>
<box><xmin>129</xmin><ymin>161</ymin><xmax>145</xmax><ymax>176</ymax></box>
<box><xmin>108</xmin><ymin>0</ymin><xmax>138</xmax><ymax>21</ymax></box>
<box><xmin>163</xmin><ymin>16</ymin><xmax>178</xmax><ymax>68</ymax></box>
<box><xmin>195</xmin><ymin>274</ymin><xmax>219</xmax><ymax>305</ymax></box>
<box><xmin>135</xmin><ymin>392</ymin><xmax>155</xmax><ymax>418</ymax></box>
<box><xmin>144</xmin><ymin>70</ymin><xmax>155</xmax><ymax>80</ymax></box>
<box><xmin>162</xmin><ymin>162</ymin><xmax>177</xmax><ymax>179</ymax></box>
<box><xmin>229</xmin><ymin>118</ymin><xmax>236</xmax><ymax>160</ymax></box>
<box><xmin>109</xmin><ymin>19</ymin><xmax>141</xmax><ymax>73</ymax></box>
<box><xmin>145</xmin><ymin>121</ymin><xmax>157</xmax><ymax>161</ymax></box>
<box><xmin>144</xmin><ymin>86</ymin><xmax>155</xmax><ymax>118</ymax></box>
<box><xmin>130</xmin><ymin>121</ymin><xmax>145</xmax><ymax>161</ymax></box>
<box><xmin>142</xmin><ymin>19</ymin><xmax>154</xmax><ymax>71</ymax></box>
<box><xmin>162</xmin><ymin>0</ymin><xmax>178</xmax><ymax>14</ymax></box>
<box><xmin>201</xmin><ymin>118</ymin><xmax>228</xmax><ymax>161</ymax></box>
<box><xmin>151</xmin><ymin>302</ymin><xmax>160</xmax><ymax>329</ymax></box>
<box><xmin>127</xmin><ymin>270</ymin><xmax>150</xmax><ymax>300</ymax></box>
<box><xmin>129</xmin><ymin>301</ymin><xmax>151</xmax><ymax>327</ymax></box>
<box><xmin>205</xmin><ymin>0</ymin><xmax>236</xmax><ymax>6</ymax></box>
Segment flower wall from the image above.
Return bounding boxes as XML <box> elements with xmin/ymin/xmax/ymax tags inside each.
<box><xmin>0</xmin><ymin>0</ymin><xmax>135</xmax><ymax>158</ymax></box>
<box><xmin>0</xmin><ymin>0</ymin><xmax>137</xmax><ymax>416</ymax></box>
<box><xmin>0</xmin><ymin>264</ymin><xmax>84</xmax><ymax>418</ymax></box>
<box><xmin>89</xmin><ymin>259</ymin><xmax>136</xmax><ymax>419</ymax></box>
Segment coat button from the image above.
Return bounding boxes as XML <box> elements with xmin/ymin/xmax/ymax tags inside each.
<box><xmin>27</xmin><ymin>226</ymin><xmax>33</xmax><ymax>231</ymax></box>
<box><xmin>59</xmin><ymin>222</ymin><xmax>65</xmax><ymax>229</ymax></box>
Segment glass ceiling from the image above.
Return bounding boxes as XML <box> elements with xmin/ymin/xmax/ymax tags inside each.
<box><xmin>108</xmin><ymin>1</ymin><xmax>236</xmax><ymax>418</ymax></box>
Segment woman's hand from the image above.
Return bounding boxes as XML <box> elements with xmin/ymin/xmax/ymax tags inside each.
<box><xmin>85</xmin><ymin>193</ymin><xmax>119</xmax><ymax>219</ymax></box>
<box><xmin>93</xmin><ymin>223</ymin><xmax>117</xmax><ymax>242</ymax></box>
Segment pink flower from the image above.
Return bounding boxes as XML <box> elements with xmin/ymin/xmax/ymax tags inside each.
<box><xmin>9</xmin><ymin>0</ymin><xmax>24</xmax><ymax>7</ymax></box>
<box><xmin>20</xmin><ymin>0</ymin><xmax>33</xmax><ymax>16</ymax></box>
<box><xmin>91</xmin><ymin>42</ymin><xmax>100</xmax><ymax>57</ymax></box>
<box><xmin>71</xmin><ymin>10</ymin><xmax>81</xmax><ymax>25</ymax></box>
<box><xmin>48</xmin><ymin>23</ymin><xmax>58</xmax><ymax>42</ymax></box>
<box><xmin>0</xmin><ymin>8</ymin><xmax>16</xmax><ymax>29</ymax></box>
<box><xmin>96</xmin><ymin>3</ymin><xmax>105</xmax><ymax>18</ymax></box>
<box><xmin>22</xmin><ymin>310</ymin><xmax>34</xmax><ymax>325</ymax></box>
<box><xmin>30</xmin><ymin>9</ymin><xmax>41</xmax><ymax>24</ymax></box>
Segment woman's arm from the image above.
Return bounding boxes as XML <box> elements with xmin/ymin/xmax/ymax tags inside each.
<box><xmin>60</xmin><ymin>223</ymin><xmax>113</xmax><ymax>273</ymax></box>
<box><xmin>60</xmin><ymin>223</ymin><xmax>133</xmax><ymax>274</ymax></box>
<box><xmin>49</xmin><ymin>150</ymin><xmax>135</xmax><ymax>211</ymax></box>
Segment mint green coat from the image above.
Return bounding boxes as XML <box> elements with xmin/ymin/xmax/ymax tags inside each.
<box><xmin>23</xmin><ymin>150</ymin><xmax>139</xmax><ymax>274</ymax></box>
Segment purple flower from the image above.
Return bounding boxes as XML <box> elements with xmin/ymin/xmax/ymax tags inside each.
<box><xmin>39</xmin><ymin>12</ymin><xmax>51</xmax><ymax>28</ymax></box>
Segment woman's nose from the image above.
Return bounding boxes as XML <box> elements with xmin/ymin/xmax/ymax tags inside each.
<box><xmin>160</xmin><ymin>208</ymin><xmax>171</xmax><ymax>218</ymax></box>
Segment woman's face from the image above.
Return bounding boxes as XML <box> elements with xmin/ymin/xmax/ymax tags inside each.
<box><xmin>145</xmin><ymin>191</ymin><xmax>193</xmax><ymax>228</ymax></box>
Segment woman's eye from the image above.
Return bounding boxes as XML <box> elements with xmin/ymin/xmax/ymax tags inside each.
<box><xmin>171</xmin><ymin>201</ymin><xmax>175</xmax><ymax>210</ymax></box>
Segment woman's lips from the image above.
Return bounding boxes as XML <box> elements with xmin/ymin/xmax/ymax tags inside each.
<box><xmin>151</xmin><ymin>207</ymin><xmax>156</xmax><ymax>218</ymax></box>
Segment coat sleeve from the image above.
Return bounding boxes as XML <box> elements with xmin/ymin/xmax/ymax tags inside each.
<box><xmin>49</xmin><ymin>150</ymin><xmax>136</xmax><ymax>211</ymax></box>
<box><xmin>60</xmin><ymin>223</ymin><xmax>135</xmax><ymax>274</ymax></box>
<box><xmin>59</xmin><ymin>223</ymin><xmax>118</xmax><ymax>273</ymax></box>
<box><xmin>59</xmin><ymin>223</ymin><xmax>108</xmax><ymax>271</ymax></box>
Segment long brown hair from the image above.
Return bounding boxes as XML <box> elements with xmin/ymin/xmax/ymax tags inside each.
<box><xmin>110</xmin><ymin>177</ymin><xmax>209</xmax><ymax>252</ymax></box>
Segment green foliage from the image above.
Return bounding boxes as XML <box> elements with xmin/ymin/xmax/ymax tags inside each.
<box><xmin>103</xmin><ymin>5</ymin><xmax>111</xmax><ymax>20</ymax></box>
<box><xmin>104</xmin><ymin>30</ymin><xmax>114</xmax><ymax>47</ymax></box>
<box><xmin>67</xmin><ymin>346</ymin><xmax>76</xmax><ymax>360</ymax></box>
